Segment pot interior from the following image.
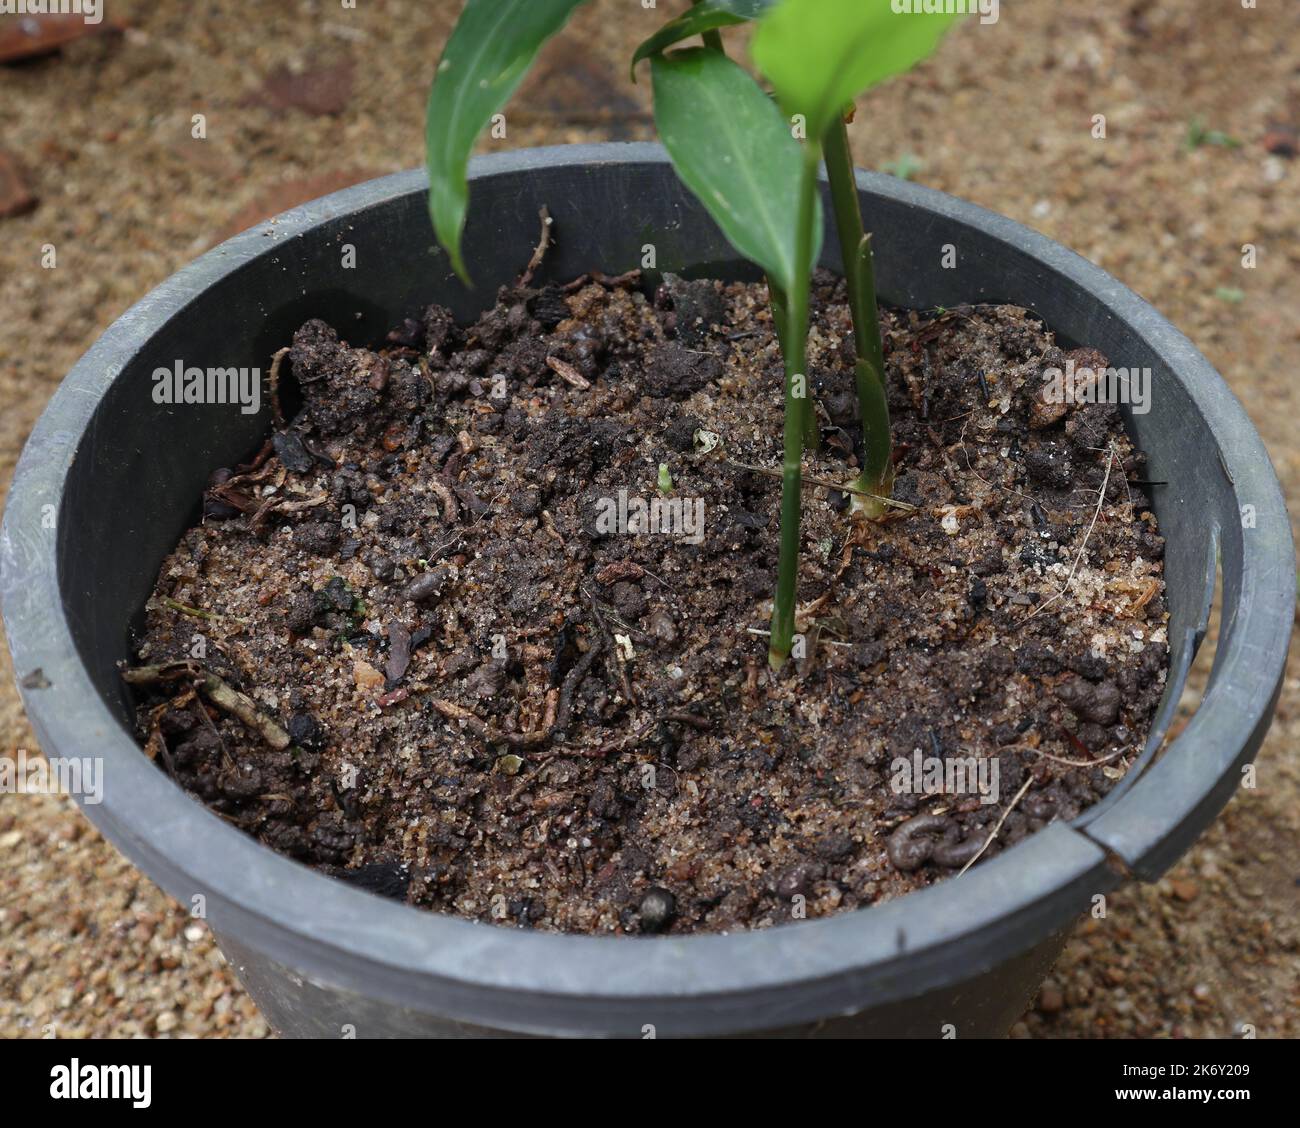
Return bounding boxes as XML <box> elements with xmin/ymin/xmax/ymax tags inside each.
<box><xmin>53</xmin><ymin>156</ymin><xmax>1243</xmax><ymax>864</ymax></box>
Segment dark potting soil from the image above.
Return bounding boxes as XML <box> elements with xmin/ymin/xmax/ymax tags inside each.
<box><xmin>127</xmin><ymin>268</ymin><xmax>1169</xmax><ymax>935</ymax></box>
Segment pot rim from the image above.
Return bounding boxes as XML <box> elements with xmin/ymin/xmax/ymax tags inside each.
<box><xmin>2</xmin><ymin>144</ymin><xmax>1291</xmax><ymax>1032</ymax></box>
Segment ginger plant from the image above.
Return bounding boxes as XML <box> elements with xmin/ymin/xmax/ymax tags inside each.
<box><xmin>426</xmin><ymin>0</ymin><xmax>963</xmax><ymax>669</ymax></box>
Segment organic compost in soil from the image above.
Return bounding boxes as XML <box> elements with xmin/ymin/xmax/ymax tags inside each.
<box><xmin>126</xmin><ymin>268</ymin><xmax>1169</xmax><ymax>935</ymax></box>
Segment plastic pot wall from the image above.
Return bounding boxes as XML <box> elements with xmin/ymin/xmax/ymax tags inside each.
<box><xmin>1</xmin><ymin>145</ymin><xmax>1292</xmax><ymax>1037</ymax></box>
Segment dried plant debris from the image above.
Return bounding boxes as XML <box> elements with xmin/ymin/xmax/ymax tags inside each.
<box><xmin>0</xmin><ymin>13</ymin><xmax>122</xmax><ymax>65</ymax></box>
<box><xmin>246</xmin><ymin>54</ymin><xmax>356</xmax><ymax>117</ymax></box>
<box><xmin>126</xmin><ymin>270</ymin><xmax>1168</xmax><ymax>935</ymax></box>
<box><xmin>0</xmin><ymin>149</ymin><xmax>37</xmax><ymax>219</ymax></box>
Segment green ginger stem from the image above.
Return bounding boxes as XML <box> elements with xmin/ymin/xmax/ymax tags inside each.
<box><xmin>691</xmin><ymin>0</ymin><xmax>726</xmax><ymax>52</ymax></box>
<box><xmin>822</xmin><ymin>113</ymin><xmax>893</xmax><ymax>515</ymax></box>
<box><xmin>768</xmin><ymin>279</ymin><xmax>819</xmax><ymax>451</ymax></box>
<box><xmin>769</xmin><ymin>144</ymin><xmax>822</xmax><ymax>670</ymax></box>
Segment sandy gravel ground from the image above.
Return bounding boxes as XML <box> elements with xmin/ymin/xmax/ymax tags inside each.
<box><xmin>1</xmin><ymin>0</ymin><xmax>1296</xmax><ymax>1038</ymax></box>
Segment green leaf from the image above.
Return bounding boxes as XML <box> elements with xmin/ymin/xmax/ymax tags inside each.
<box><xmin>651</xmin><ymin>48</ymin><xmax>821</xmax><ymax>296</ymax></box>
<box><xmin>632</xmin><ymin>11</ymin><xmax>744</xmax><ymax>79</ymax></box>
<box><xmin>752</xmin><ymin>0</ymin><xmax>964</xmax><ymax>137</ymax></box>
<box><xmin>631</xmin><ymin>0</ymin><xmax>775</xmax><ymax>79</ymax></box>
<box><xmin>426</xmin><ymin>0</ymin><xmax>587</xmax><ymax>283</ymax></box>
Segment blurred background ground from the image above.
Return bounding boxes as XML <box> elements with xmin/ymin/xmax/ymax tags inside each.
<box><xmin>1</xmin><ymin>0</ymin><xmax>1296</xmax><ymax>1038</ymax></box>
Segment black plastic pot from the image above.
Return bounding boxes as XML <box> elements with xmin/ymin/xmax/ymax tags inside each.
<box><xmin>1</xmin><ymin>145</ymin><xmax>1292</xmax><ymax>1038</ymax></box>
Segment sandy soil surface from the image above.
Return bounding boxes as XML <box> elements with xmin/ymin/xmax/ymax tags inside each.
<box><xmin>1</xmin><ymin>0</ymin><xmax>1296</xmax><ymax>1038</ymax></box>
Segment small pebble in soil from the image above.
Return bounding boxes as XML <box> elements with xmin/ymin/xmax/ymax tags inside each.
<box><xmin>286</xmin><ymin>592</ymin><xmax>323</xmax><ymax>635</ymax></box>
<box><xmin>647</xmin><ymin>608</ymin><xmax>678</xmax><ymax>646</ymax></box>
<box><xmin>1037</xmin><ymin>981</ymin><xmax>1065</xmax><ymax>1014</ymax></box>
<box><xmin>405</xmin><ymin>566</ymin><xmax>451</xmax><ymax>606</ymax></box>
<box><xmin>287</xmin><ymin>711</ymin><xmax>324</xmax><ymax>749</ymax></box>
<box><xmin>637</xmin><ymin>887</ymin><xmax>677</xmax><ymax>934</ymax></box>
<box><xmin>774</xmin><ymin>861</ymin><xmax>824</xmax><ymax>900</ymax></box>
<box><xmin>272</xmin><ymin>432</ymin><xmax>315</xmax><ymax>474</ymax></box>
<box><xmin>319</xmin><ymin>576</ymin><xmax>354</xmax><ymax>612</ymax></box>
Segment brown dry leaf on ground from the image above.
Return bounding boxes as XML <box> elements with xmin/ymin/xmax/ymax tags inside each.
<box><xmin>0</xmin><ymin>13</ymin><xmax>123</xmax><ymax>64</ymax></box>
<box><xmin>245</xmin><ymin>54</ymin><xmax>356</xmax><ymax>117</ymax></box>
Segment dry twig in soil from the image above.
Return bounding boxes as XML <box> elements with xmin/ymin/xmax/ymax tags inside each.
<box><xmin>122</xmin><ymin>661</ymin><xmax>290</xmax><ymax>751</ymax></box>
